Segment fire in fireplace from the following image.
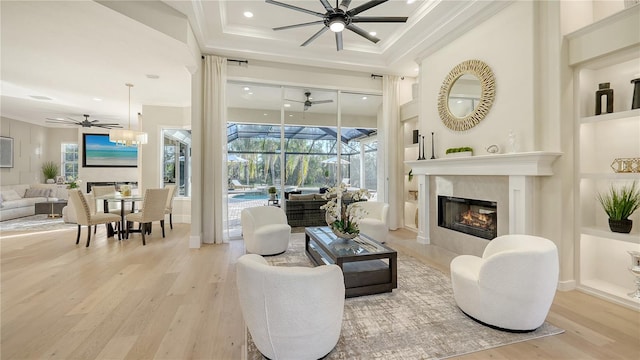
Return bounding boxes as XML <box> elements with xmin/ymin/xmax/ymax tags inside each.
<box><xmin>438</xmin><ymin>196</ymin><xmax>497</xmax><ymax>240</ymax></box>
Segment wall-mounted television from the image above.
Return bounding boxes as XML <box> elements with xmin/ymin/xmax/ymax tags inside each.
<box><xmin>82</xmin><ymin>133</ymin><xmax>138</xmax><ymax>168</ymax></box>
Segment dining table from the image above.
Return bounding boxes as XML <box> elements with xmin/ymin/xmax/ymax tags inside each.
<box><xmin>94</xmin><ymin>192</ymin><xmax>143</xmax><ymax>239</ymax></box>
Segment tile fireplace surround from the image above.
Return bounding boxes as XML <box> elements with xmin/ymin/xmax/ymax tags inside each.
<box><xmin>405</xmin><ymin>151</ymin><xmax>562</xmax><ymax>256</ymax></box>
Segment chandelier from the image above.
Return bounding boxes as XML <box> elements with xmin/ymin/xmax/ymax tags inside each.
<box><xmin>109</xmin><ymin>83</ymin><xmax>148</xmax><ymax>146</ymax></box>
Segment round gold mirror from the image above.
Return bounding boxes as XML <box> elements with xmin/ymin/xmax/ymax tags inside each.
<box><xmin>438</xmin><ymin>60</ymin><xmax>495</xmax><ymax>131</ymax></box>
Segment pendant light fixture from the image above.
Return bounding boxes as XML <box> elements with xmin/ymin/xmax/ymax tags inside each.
<box><xmin>109</xmin><ymin>83</ymin><xmax>148</xmax><ymax>146</ymax></box>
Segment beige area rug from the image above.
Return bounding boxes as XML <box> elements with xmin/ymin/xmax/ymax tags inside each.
<box><xmin>0</xmin><ymin>214</ymin><xmax>76</xmax><ymax>234</ymax></box>
<box><xmin>246</xmin><ymin>233</ymin><xmax>564</xmax><ymax>360</ymax></box>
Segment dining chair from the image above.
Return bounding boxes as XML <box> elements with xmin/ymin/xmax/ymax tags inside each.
<box><xmin>164</xmin><ymin>184</ymin><xmax>177</xmax><ymax>229</ymax></box>
<box><xmin>68</xmin><ymin>189</ymin><xmax>121</xmax><ymax>247</ymax></box>
<box><xmin>125</xmin><ymin>188</ymin><xmax>170</xmax><ymax>245</ymax></box>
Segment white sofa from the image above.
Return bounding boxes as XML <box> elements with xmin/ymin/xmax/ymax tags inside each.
<box><xmin>0</xmin><ymin>184</ymin><xmax>65</xmax><ymax>221</ymax></box>
<box><xmin>236</xmin><ymin>254</ymin><xmax>345</xmax><ymax>360</ymax></box>
<box><xmin>450</xmin><ymin>234</ymin><xmax>559</xmax><ymax>331</ymax></box>
<box><xmin>352</xmin><ymin>201</ymin><xmax>389</xmax><ymax>243</ymax></box>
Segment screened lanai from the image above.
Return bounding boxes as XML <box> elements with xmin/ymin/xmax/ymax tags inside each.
<box><xmin>226</xmin><ymin>123</ymin><xmax>378</xmax><ymax>192</ymax></box>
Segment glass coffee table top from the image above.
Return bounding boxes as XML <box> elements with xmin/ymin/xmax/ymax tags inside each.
<box><xmin>305</xmin><ymin>226</ymin><xmax>394</xmax><ymax>258</ymax></box>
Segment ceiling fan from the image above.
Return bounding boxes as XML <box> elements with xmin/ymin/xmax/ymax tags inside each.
<box><xmin>45</xmin><ymin>114</ymin><xmax>122</xmax><ymax>129</ymax></box>
<box><xmin>265</xmin><ymin>0</ymin><xmax>408</xmax><ymax>51</ymax></box>
<box><xmin>286</xmin><ymin>91</ymin><xmax>333</xmax><ymax>111</ymax></box>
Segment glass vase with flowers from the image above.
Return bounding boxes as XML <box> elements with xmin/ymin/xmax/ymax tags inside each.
<box><xmin>320</xmin><ymin>183</ymin><xmax>370</xmax><ymax>239</ymax></box>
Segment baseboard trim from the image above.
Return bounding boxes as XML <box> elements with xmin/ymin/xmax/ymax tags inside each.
<box><xmin>557</xmin><ymin>279</ymin><xmax>576</xmax><ymax>291</ymax></box>
<box><xmin>417</xmin><ymin>235</ymin><xmax>430</xmax><ymax>244</ymax></box>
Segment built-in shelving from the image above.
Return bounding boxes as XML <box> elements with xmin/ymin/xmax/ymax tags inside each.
<box><xmin>570</xmin><ymin>4</ymin><xmax>640</xmax><ymax>311</ymax></box>
<box><xmin>401</xmin><ymin>99</ymin><xmax>419</xmax><ymax>232</ymax></box>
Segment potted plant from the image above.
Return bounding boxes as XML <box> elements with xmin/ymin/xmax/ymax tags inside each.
<box><xmin>268</xmin><ymin>186</ymin><xmax>277</xmax><ymax>200</ymax></box>
<box><xmin>597</xmin><ymin>182</ymin><xmax>640</xmax><ymax>233</ymax></box>
<box><xmin>445</xmin><ymin>147</ymin><xmax>473</xmax><ymax>157</ymax></box>
<box><xmin>42</xmin><ymin>161</ymin><xmax>59</xmax><ymax>184</ymax></box>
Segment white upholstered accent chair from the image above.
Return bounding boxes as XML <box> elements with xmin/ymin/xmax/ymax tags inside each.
<box><xmin>450</xmin><ymin>234</ymin><xmax>559</xmax><ymax>331</ymax></box>
<box><xmin>352</xmin><ymin>201</ymin><xmax>389</xmax><ymax>243</ymax></box>
<box><xmin>236</xmin><ymin>254</ymin><xmax>345</xmax><ymax>360</ymax></box>
<box><xmin>241</xmin><ymin>206</ymin><xmax>291</xmax><ymax>255</ymax></box>
<box><xmin>68</xmin><ymin>189</ymin><xmax>121</xmax><ymax>247</ymax></box>
<box><xmin>124</xmin><ymin>188</ymin><xmax>170</xmax><ymax>245</ymax></box>
<box><xmin>164</xmin><ymin>184</ymin><xmax>177</xmax><ymax>229</ymax></box>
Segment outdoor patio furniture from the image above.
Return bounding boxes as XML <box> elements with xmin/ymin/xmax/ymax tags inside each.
<box><xmin>231</xmin><ymin>179</ymin><xmax>252</xmax><ymax>190</ymax></box>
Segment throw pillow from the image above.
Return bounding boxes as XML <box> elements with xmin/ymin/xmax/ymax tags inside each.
<box><xmin>24</xmin><ymin>188</ymin><xmax>53</xmax><ymax>198</ymax></box>
<box><xmin>1</xmin><ymin>190</ymin><xmax>22</xmax><ymax>201</ymax></box>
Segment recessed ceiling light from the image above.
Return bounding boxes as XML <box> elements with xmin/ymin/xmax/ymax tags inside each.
<box><xmin>362</xmin><ymin>96</ymin><xmax>368</xmax><ymax>100</ymax></box>
<box><xmin>289</xmin><ymin>114</ymin><xmax>293</xmax><ymax>117</ymax></box>
<box><xmin>243</xmin><ymin>87</ymin><xmax>250</xmax><ymax>91</ymax></box>
<box><xmin>407</xmin><ymin>0</ymin><xmax>416</xmax><ymax>4</ymax></box>
<box><xmin>93</xmin><ymin>97</ymin><xmax>103</xmax><ymax>102</ymax></box>
<box><xmin>29</xmin><ymin>95</ymin><xmax>53</xmax><ymax>101</ymax></box>
<box><xmin>263</xmin><ymin>113</ymin><xmax>268</xmax><ymax>116</ymax></box>
<box><xmin>244</xmin><ymin>11</ymin><xmax>254</xmax><ymax>18</ymax></box>
<box><xmin>248</xmin><ymin>92</ymin><xmax>254</xmax><ymax>95</ymax></box>
<box><xmin>369</xmin><ymin>31</ymin><xmax>377</xmax><ymax>36</ymax></box>
<box><xmin>54</xmin><ymin>117</ymin><xmax>64</xmax><ymax>120</ymax></box>
<box><xmin>146</xmin><ymin>74</ymin><xmax>160</xmax><ymax>79</ymax></box>
<box><xmin>284</xmin><ymin>103</ymin><xmax>291</xmax><ymax>108</ymax></box>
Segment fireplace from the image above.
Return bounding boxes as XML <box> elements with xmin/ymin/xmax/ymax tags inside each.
<box><xmin>438</xmin><ymin>196</ymin><xmax>497</xmax><ymax>240</ymax></box>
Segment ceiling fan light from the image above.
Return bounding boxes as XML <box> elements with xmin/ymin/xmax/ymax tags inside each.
<box><xmin>329</xmin><ymin>19</ymin><xmax>345</xmax><ymax>32</ymax></box>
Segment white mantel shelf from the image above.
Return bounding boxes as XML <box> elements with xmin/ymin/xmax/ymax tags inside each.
<box><xmin>405</xmin><ymin>151</ymin><xmax>563</xmax><ymax>176</ymax></box>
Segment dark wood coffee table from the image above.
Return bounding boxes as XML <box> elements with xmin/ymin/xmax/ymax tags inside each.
<box><xmin>35</xmin><ymin>200</ymin><xmax>67</xmax><ymax>218</ymax></box>
<box><xmin>305</xmin><ymin>226</ymin><xmax>397</xmax><ymax>298</ymax></box>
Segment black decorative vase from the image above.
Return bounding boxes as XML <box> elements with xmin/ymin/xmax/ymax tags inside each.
<box><xmin>595</xmin><ymin>82</ymin><xmax>614</xmax><ymax>115</ymax></box>
<box><xmin>631</xmin><ymin>78</ymin><xmax>640</xmax><ymax>110</ymax></box>
<box><xmin>609</xmin><ymin>218</ymin><xmax>633</xmax><ymax>234</ymax></box>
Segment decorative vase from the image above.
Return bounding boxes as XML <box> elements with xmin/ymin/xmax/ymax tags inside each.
<box><xmin>269</xmin><ymin>193</ymin><xmax>276</xmax><ymax>200</ymax></box>
<box><xmin>631</xmin><ymin>78</ymin><xmax>640</xmax><ymax>110</ymax></box>
<box><xmin>46</xmin><ymin>178</ymin><xmax>55</xmax><ymax>184</ymax></box>
<box><xmin>595</xmin><ymin>82</ymin><xmax>614</xmax><ymax>115</ymax></box>
<box><xmin>330</xmin><ymin>226</ymin><xmax>358</xmax><ymax>240</ymax></box>
<box><xmin>608</xmin><ymin>218</ymin><xmax>633</xmax><ymax>233</ymax></box>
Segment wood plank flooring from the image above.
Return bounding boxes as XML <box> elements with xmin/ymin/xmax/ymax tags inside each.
<box><xmin>1</xmin><ymin>225</ymin><xmax>638</xmax><ymax>359</ymax></box>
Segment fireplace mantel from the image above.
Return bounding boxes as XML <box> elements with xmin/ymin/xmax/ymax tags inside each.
<box><xmin>404</xmin><ymin>151</ymin><xmax>562</xmax><ymax>245</ymax></box>
<box><xmin>405</xmin><ymin>151</ymin><xmax>562</xmax><ymax>176</ymax></box>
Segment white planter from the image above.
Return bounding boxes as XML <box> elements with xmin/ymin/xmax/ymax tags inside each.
<box><xmin>445</xmin><ymin>151</ymin><xmax>473</xmax><ymax>158</ymax></box>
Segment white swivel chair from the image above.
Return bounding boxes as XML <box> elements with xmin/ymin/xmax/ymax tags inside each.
<box><xmin>241</xmin><ymin>206</ymin><xmax>291</xmax><ymax>255</ymax></box>
<box><xmin>236</xmin><ymin>254</ymin><xmax>345</xmax><ymax>360</ymax></box>
<box><xmin>450</xmin><ymin>234</ymin><xmax>559</xmax><ymax>331</ymax></box>
<box><xmin>352</xmin><ymin>201</ymin><xmax>389</xmax><ymax>243</ymax></box>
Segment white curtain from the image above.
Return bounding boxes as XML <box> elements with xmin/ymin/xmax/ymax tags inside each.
<box><xmin>381</xmin><ymin>75</ymin><xmax>402</xmax><ymax>230</ymax></box>
<box><xmin>202</xmin><ymin>55</ymin><xmax>228</xmax><ymax>244</ymax></box>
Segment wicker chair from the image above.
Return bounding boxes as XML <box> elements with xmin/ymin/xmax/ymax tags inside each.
<box><xmin>68</xmin><ymin>189</ymin><xmax>121</xmax><ymax>247</ymax></box>
<box><xmin>125</xmin><ymin>188</ymin><xmax>170</xmax><ymax>245</ymax></box>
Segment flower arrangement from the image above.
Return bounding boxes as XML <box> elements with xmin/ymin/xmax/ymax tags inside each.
<box><xmin>320</xmin><ymin>183</ymin><xmax>370</xmax><ymax>238</ymax></box>
<box><xmin>67</xmin><ymin>177</ymin><xmax>82</xmax><ymax>189</ymax></box>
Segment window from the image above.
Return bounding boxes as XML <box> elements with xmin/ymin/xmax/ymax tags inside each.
<box><xmin>162</xmin><ymin>129</ymin><xmax>191</xmax><ymax>197</ymax></box>
<box><xmin>61</xmin><ymin>143</ymin><xmax>78</xmax><ymax>180</ymax></box>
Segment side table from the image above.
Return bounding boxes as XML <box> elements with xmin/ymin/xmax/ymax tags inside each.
<box><xmin>35</xmin><ymin>200</ymin><xmax>68</xmax><ymax>218</ymax></box>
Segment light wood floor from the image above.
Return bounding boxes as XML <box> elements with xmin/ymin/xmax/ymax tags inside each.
<box><xmin>1</xmin><ymin>225</ymin><xmax>638</xmax><ymax>359</ymax></box>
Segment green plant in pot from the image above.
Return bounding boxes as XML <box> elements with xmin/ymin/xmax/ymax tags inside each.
<box><xmin>268</xmin><ymin>186</ymin><xmax>277</xmax><ymax>200</ymax></box>
<box><xmin>42</xmin><ymin>161</ymin><xmax>59</xmax><ymax>184</ymax></box>
<box><xmin>597</xmin><ymin>182</ymin><xmax>640</xmax><ymax>233</ymax></box>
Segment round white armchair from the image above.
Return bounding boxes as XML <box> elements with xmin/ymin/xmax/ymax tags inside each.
<box><xmin>351</xmin><ymin>201</ymin><xmax>389</xmax><ymax>243</ymax></box>
<box><xmin>241</xmin><ymin>206</ymin><xmax>291</xmax><ymax>255</ymax></box>
<box><xmin>450</xmin><ymin>234</ymin><xmax>559</xmax><ymax>332</ymax></box>
<box><xmin>236</xmin><ymin>254</ymin><xmax>345</xmax><ymax>360</ymax></box>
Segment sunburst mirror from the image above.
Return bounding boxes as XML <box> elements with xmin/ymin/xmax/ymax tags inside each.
<box><xmin>437</xmin><ymin>59</ymin><xmax>495</xmax><ymax>131</ymax></box>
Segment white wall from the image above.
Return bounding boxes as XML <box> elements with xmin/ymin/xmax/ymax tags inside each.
<box><xmin>418</xmin><ymin>1</ymin><xmax>536</xmax><ymax>156</ymax></box>
<box><xmin>0</xmin><ymin>116</ymin><xmax>75</xmax><ymax>185</ymax></box>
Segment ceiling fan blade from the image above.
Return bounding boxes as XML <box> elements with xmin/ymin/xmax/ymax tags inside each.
<box><xmin>347</xmin><ymin>0</ymin><xmax>387</xmax><ymax>16</ymax></box>
<box><xmin>45</xmin><ymin>118</ymin><xmax>73</xmax><ymax>123</ymax></box>
<box><xmin>311</xmin><ymin>100</ymin><xmax>333</xmax><ymax>105</ymax></box>
<box><xmin>284</xmin><ymin>99</ymin><xmax>306</xmax><ymax>103</ymax></box>
<box><xmin>335</xmin><ymin>31</ymin><xmax>343</xmax><ymax>51</ymax></box>
<box><xmin>95</xmin><ymin>124</ymin><xmax>123</xmax><ymax>129</ymax></box>
<box><xmin>274</xmin><ymin>20</ymin><xmax>325</xmax><ymax>31</ymax></box>
<box><xmin>301</xmin><ymin>26</ymin><xmax>329</xmax><ymax>47</ymax></box>
<box><xmin>265</xmin><ymin>0</ymin><xmax>325</xmax><ymax>18</ymax></box>
<box><xmin>346</xmin><ymin>24</ymin><xmax>380</xmax><ymax>43</ymax></box>
<box><xmin>319</xmin><ymin>0</ymin><xmax>334</xmax><ymax>12</ymax></box>
<box><xmin>339</xmin><ymin>0</ymin><xmax>352</xmax><ymax>11</ymax></box>
<box><xmin>351</xmin><ymin>16</ymin><xmax>408</xmax><ymax>23</ymax></box>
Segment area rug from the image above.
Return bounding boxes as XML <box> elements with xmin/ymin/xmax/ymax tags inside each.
<box><xmin>246</xmin><ymin>234</ymin><xmax>564</xmax><ymax>360</ymax></box>
<box><xmin>0</xmin><ymin>214</ymin><xmax>75</xmax><ymax>233</ymax></box>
